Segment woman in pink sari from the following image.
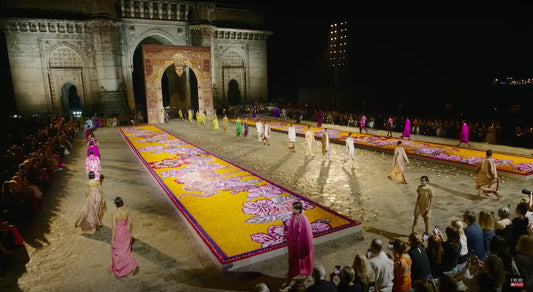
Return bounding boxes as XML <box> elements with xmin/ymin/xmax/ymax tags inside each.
<box><xmin>284</xmin><ymin>201</ymin><xmax>314</xmax><ymax>284</ymax></box>
<box><xmin>457</xmin><ymin>120</ymin><xmax>471</xmax><ymax>148</ymax></box>
<box><xmin>110</xmin><ymin>197</ymin><xmax>138</xmax><ymax>277</ymax></box>
<box><xmin>401</xmin><ymin>118</ymin><xmax>411</xmax><ymax>140</ymax></box>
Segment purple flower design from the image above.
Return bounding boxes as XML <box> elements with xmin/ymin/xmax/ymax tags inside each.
<box><xmin>212</xmin><ymin>177</ymin><xmax>262</xmax><ymax>194</ymax></box>
<box><xmin>244</xmin><ymin>195</ymin><xmax>315</xmax><ymax>224</ymax></box>
<box><xmin>311</xmin><ymin>219</ymin><xmax>332</xmax><ymax>233</ymax></box>
<box><xmin>512</xmin><ymin>163</ymin><xmax>533</xmax><ymax>172</ymax></box>
<box><xmin>138</xmin><ymin>145</ymin><xmax>165</xmax><ymax>153</ymax></box>
<box><xmin>251</xmin><ymin>225</ymin><xmax>285</xmax><ymax>248</ymax></box>
<box><xmin>494</xmin><ymin>159</ymin><xmax>512</xmax><ymax>166</ymax></box>
<box><xmin>251</xmin><ymin>219</ymin><xmax>332</xmax><ymax>248</ymax></box>
<box><xmin>243</xmin><ymin>199</ymin><xmax>278</xmax><ymax>216</ymax></box>
<box><xmin>246</xmin><ymin>184</ymin><xmax>284</xmax><ymax>200</ymax></box>
<box><xmin>163</xmin><ymin>140</ymin><xmax>189</xmax><ymax>147</ymax></box>
<box><xmin>151</xmin><ymin>146</ymin><xmax>189</xmax><ymax>155</ymax></box>
<box><xmin>430</xmin><ymin>153</ymin><xmax>462</xmax><ymax>161</ymax></box>
<box><xmin>149</xmin><ymin>158</ymin><xmax>183</xmax><ymax>169</ymax></box>
<box><xmin>137</xmin><ymin>133</ymin><xmax>171</xmax><ymax>142</ymax></box>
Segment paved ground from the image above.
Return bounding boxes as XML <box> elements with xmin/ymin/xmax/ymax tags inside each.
<box><xmin>2</xmin><ymin>117</ymin><xmax>532</xmax><ymax>292</ymax></box>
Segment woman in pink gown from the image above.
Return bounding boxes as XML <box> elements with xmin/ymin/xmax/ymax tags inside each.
<box><xmin>457</xmin><ymin>121</ymin><xmax>471</xmax><ymax>148</ymax></box>
<box><xmin>401</xmin><ymin>118</ymin><xmax>411</xmax><ymax>140</ymax></box>
<box><xmin>284</xmin><ymin>201</ymin><xmax>314</xmax><ymax>283</ymax></box>
<box><xmin>75</xmin><ymin>171</ymin><xmax>105</xmax><ymax>232</ymax></box>
<box><xmin>110</xmin><ymin>197</ymin><xmax>138</xmax><ymax>277</ymax></box>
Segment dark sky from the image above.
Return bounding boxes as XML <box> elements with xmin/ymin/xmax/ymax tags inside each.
<box><xmin>263</xmin><ymin>1</ymin><xmax>533</xmax><ymax>111</ymax></box>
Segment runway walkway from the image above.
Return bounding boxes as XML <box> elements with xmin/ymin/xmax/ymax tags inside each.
<box><xmin>3</xmin><ymin>118</ymin><xmax>531</xmax><ymax>291</ymax></box>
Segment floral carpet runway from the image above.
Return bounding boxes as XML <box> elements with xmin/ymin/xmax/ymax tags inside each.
<box><xmin>120</xmin><ymin>125</ymin><xmax>361</xmax><ymax>270</ymax></box>
<box><xmin>244</xmin><ymin>119</ymin><xmax>533</xmax><ymax>177</ymax></box>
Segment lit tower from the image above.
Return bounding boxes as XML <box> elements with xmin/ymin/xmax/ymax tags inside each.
<box><xmin>329</xmin><ymin>21</ymin><xmax>348</xmax><ymax>106</ymax></box>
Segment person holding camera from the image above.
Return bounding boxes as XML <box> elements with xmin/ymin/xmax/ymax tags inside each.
<box><xmin>510</xmin><ymin>201</ymin><xmax>529</xmax><ymax>255</ymax></box>
<box><xmin>330</xmin><ymin>266</ymin><xmax>362</xmax><ymax>292</ymax></box>
<box><xmin>367</xmin><ymin>239</ymin><xmax>394</xmax><ymax>292</ymax></box>
<box><xmin>307</xmin><ymin>265</ymin><xmax>337</xmax><ymax>292</ymax></box>
<box><xmin>407</xmin><ymin>232</ymin><xmax>431</xmax><ymax>284</ymax></box>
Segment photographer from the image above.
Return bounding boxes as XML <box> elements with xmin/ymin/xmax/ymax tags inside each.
<box><xmin>523</xmin><ymin>189</ymin><xmax>533</xmax><ymax>224</ymax></box>
<box><xmin>511</xmin><ymin>201</ymin><xmax>529</xmax><ymax>255</ymax></box>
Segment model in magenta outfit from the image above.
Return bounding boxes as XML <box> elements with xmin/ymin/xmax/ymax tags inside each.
<box><xmin>360</xmin><ymin>115</ymin><xmax>368</xmax><ymax>134</ymax></box>
<box><xmin>457</xmin><ymin>121</ymin><xmax>471</xmax><ymax>148</ymax></box>
<box><xmin>317</xmin><ymin>111</ymin><xmax>323</xmax><ymax>127</ymax></box>
<box><xmin>401</xmin><ymin>118</ymin><xmax>411</xmax><ymax>140</ymax></box>
<box><xmin>284</xmin><ymin>201</ymin><xmax>314</xmax><ymax>281</ymax></box>
<box><xmin>87</xmin><ymin>143</ymin><xmax>100</xmax><ymax>159</ymax></box>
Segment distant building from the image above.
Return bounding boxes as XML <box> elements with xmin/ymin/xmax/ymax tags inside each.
<box><xmin>0</xmin><ymin>0</ymin><xmax>271</xmax><ymax>121</ymax></box>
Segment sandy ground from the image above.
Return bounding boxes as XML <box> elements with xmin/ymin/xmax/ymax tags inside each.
<box><xmin>2</xmin><ymin>117</ymin><xmax>531</xmax><ymax>292</ymax></box>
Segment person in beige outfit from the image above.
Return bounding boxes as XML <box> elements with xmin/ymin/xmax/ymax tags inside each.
<box><xmin>412</xmin><ymin>176</ymin><xmax>433</xmax><ymax>234</ymax></box>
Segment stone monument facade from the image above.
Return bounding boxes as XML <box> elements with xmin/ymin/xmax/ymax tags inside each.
<box><xmin>0</xmin><ymin>0</ymin><xmax>271</xmax><ymax>121</ymax></box>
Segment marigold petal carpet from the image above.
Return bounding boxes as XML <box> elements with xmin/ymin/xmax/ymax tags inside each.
<box><xmin>120</xmin><ymin>125</ymin><xmax>362</xmax><ymax>270</ymax></box>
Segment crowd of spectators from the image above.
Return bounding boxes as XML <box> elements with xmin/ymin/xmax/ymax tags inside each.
<box><xmin>0</xmin><ymin>115</ymin><xmax>78</xmax><ymax>279</ymax></box>
<box><xmin>220</xmin><ymin>103</ymin><xmax>533</xmax><ymax>148</ymax></box>
<box><xmin>256</xmin><ymin>193</ymin><xmax>532</xmax><ymax>292</ymax></box>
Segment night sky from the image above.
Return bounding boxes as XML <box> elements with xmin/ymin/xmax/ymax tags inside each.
<box><xmin>264</xmin><ymin>1</ymin><xmax>533</xmax><ymax>115</ymax></box>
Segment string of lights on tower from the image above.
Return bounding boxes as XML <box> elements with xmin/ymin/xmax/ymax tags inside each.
<box><xmin>329</xmin><ymin>21</ymin><xmax>348</xmax><ymax>106</ymax></box>
<box><xmin>329</xmin><ymin>21</ymin><xmax>348</xmax><ymax>68</ymax></box>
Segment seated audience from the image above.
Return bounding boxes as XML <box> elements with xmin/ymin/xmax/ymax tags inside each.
<box><xmin>494</xmin><ymin>206</ymin><xmax>513</xmax><ymax>246</ymax></box>
<box><xmin>391</xmin><ymin>239</ymin><xmax>412</xmax><ymax>292</ymax></box>
<box><xmin>450</xmin><ymin>219</ymin><xmax>468</xmax><ymax>264</ymax></box>
<box><xmin>478</xmin><ymin>210</ymin><xmax>495</xmax><ymax>254</ymax></box>
<box><xmin>463</xmin><ymin>210</ymin><xmax>486</xmax><ymax>260</ymax></box>
<box><xmin>368</xmin><ymin>239</ymin><xmax>394</xmax><ymax>291</ymax></box>
<box><xmin>307</xmin><ymin>265</ymin><xmax>337</xmax><ymax>292</ymax></box>
<box><xmin>352</xmin><ymin>253</ymin><xmax>375</xmax><ymax>292</ymax></box>
<box><xmin>407</xmin><ymin>232</ymin><xmax>431</xmax><ymax>283</ymax></box>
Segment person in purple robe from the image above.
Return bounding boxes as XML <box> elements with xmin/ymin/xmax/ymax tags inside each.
<box><xmin>284</xmin><ymin>201</ymin><xmax>314</xmax><ymax>284</ymax></box>
<box><xmin>457</xmin><ymin>120</ymin><xmax>471</xmax><ymax>148</ymax></box>
<box><xmin>401</xmin><ymin>118</ymin><xmax>411</xmax><ymax>140</ymax></box>
<box><xmin>273</xmin><ymin>108</ymin><xmax>281</xmax><ymax>118</ymax></box>
<box><xmin>317</xmin><ymin>111</ymin><xmax>323</xmax><ymax>127</ymax></box>
<box><xmin>386</xmin><ymin>117</ymin><xmax>394</xmax><ymax>137</ymax></box>
<box><xmin>360</xmin><ymin>114</ymin><xmax>368</xmax><ymax>134</ymax></box>
<box><xmin>252</xmin><ymin>105</ymin><xmax>258</xmax><ymax>118</ymax></box>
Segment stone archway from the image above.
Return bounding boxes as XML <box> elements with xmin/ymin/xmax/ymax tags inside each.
<box><xmin>142</xmin><ymin>44</ymin><xmax>212</xmax><ymax>124</ymax></box>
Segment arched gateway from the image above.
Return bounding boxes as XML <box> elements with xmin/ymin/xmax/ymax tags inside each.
<box><xmin>0</xmin><ymin>0</ymin><xmax>271</xmax><ymax>122</ymax></box>
<box><xmin>142</xmin><ymin>45</ymin><xmax>212</xmax><ymax>124</ymax></box>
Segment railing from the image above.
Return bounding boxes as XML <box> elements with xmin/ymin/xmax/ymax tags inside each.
<box><xmin>120</xmin><ymin>0</ymin><xmax>191</xmax><ymax>21</ymax></box>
